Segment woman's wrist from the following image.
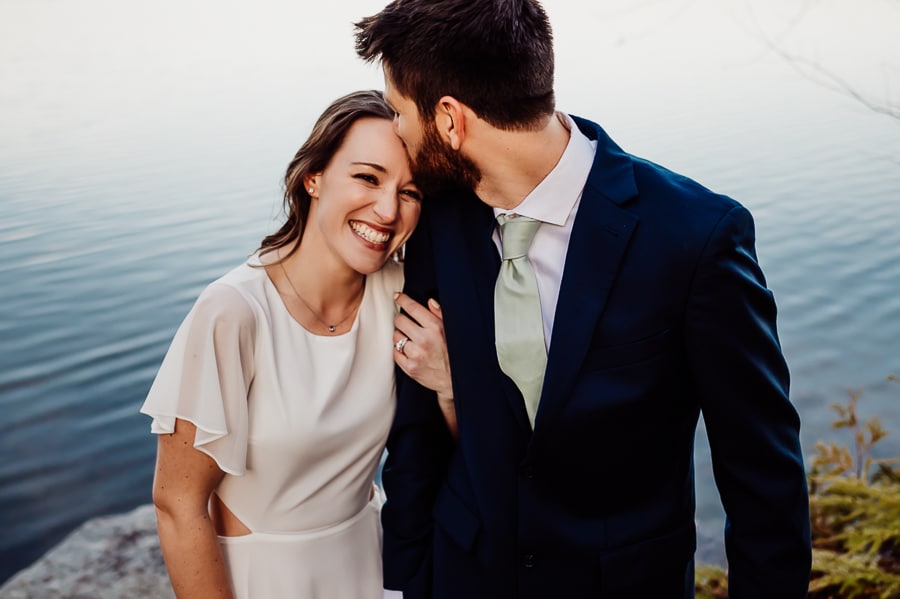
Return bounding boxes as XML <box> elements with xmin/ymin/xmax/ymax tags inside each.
<box><xmin>436</xmin><ymin>390</ymin><xmax>454</xmax><ymax>406</ymax></box>
<box><xmin>435</xmin><ymin>392</ymin><xmax>458</xmax><ymax>440</ymax></box>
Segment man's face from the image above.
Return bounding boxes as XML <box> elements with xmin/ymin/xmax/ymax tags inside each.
<box><xmin>384</xmin><ymin>72</ymin><xmax>481</xmax><ymax>197</ymax></box>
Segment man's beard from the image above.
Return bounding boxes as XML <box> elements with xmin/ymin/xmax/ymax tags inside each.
<box><xmin>410</xmin><ymin>119</ymin><xmax>481</xmax><ymax>198</ymax></box>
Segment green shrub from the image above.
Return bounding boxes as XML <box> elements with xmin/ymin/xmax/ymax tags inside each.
<box><xmin>694</xmin><ymin>564</ymin><xmax>729</xmax><ymax>598</ymax></box>
<box><xmin>694</xmin><ymin>375</ymin><xmax>900</xmax><ymax>598</ymax></box>
<box><xmin>807</xmin><ymin>379</ymin><xmax>900</xmax><ymax>598</ymax></box>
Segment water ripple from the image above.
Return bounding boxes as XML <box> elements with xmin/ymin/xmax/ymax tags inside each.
<box><xmin>3</xmin><ymin>0</ymin><xmax>900</xmax><ymax>584</ymax></box>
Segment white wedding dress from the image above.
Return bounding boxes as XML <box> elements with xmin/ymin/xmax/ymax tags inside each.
<box><xmin>141</xmin><ymin>256</ymin><xmax>402</xmax><ymax>598</ymax></box>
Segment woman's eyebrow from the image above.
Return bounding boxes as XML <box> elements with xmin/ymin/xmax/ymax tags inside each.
<box><xmin>351</xmin><ymin>161</ymin><xmax>387</xmax><ymax>172</ymax></box>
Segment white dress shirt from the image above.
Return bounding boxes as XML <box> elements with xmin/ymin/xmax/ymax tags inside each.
<box><xmin>493</xmin><ymin>112</ymin><xmax>597</xmax><ymax>351</ymax></box>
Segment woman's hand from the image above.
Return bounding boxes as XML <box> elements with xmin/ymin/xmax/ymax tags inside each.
<box><xmin>393</xmin><ymin>293</ymin><xmax>457</xmax><ymax>439</ymax></box>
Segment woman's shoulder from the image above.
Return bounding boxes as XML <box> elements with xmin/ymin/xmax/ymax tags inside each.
<box><xmin>191</xmin><ymin>261</ymin><xmax>265</xmax><ymax>330</ymax></box>
<box><xmin>369</xmin><ymin>258</ymin><xmax>404</xmax><ymax>294</ymax></box>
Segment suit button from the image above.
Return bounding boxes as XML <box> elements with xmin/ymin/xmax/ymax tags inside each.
<box><xmin>522</xmin><ymin>553</ymin><xmax>535</xmax><ymax>568</ymax></box>
<box><xmin>520</xmin><ymin>464</ymin><xmax>534</xmax><ymax>479</ymax></box>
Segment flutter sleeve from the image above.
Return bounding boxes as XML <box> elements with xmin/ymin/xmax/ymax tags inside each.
<box><xmin>140</xmin><ymin>281</ymin><xmax>257</xmax><ymax>475</ymax></box>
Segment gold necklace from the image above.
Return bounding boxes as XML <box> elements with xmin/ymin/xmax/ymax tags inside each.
<box><xmin>278</xmin><ymin>261</ymin><xmax>364</xmax><ymax>333</ymax></box>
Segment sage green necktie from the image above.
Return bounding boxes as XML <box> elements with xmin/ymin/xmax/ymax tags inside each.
<box><xmin>494</xmin><ymin>214</ymin><xmax>546</xmax><ymax>427</ymax></box>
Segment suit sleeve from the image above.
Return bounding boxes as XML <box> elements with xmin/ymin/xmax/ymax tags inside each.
<box><xmin>381</xmin><ymin>207</ymin><xmax>454</xmax><ymax>598</ymax></box>
<box><xmin>684</xmin><ymin>205</ymin><xmax>811</xmax><ymax>598</ymax></box>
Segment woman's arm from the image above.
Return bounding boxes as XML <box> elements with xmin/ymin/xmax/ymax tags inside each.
<box><xmin>392</xmin><ymin>294</ymin><xmax>457</xmax><ymax>440</ymax></box>
<box><xmin>152</xmin><ymin>418</ymin><xmax>233</xmax><ymax>599</ymax></box>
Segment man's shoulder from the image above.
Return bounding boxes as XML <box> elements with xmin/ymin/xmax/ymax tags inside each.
<box><xmin>566</xmin><ymin>115</ymin><xmax>746</xmax><ymax>236</ymax></box>
<box><xmin>632</xmin><ymin>156</ymin><xmax>738</xmax><ymax>204</ymax></box>
<box><xmin>568</xmin><ymin>113</ymin><xmax>740</xmax><ymax>208</ymax></box>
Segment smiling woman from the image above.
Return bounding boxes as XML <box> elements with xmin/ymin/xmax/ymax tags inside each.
<box><xmin>137</xmin><ymin>90</ymin><xmax>428</xmax><ymax>599</ymax></box>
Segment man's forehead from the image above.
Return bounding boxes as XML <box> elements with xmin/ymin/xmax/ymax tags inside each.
<box><xmin>382</xmin><ymin>73</ymin><xmax>399</xmax><ymax>100</ymax></box>
<box><xmin>382</xmin><ymin>87</ymin><xmax>397</xmax><ymax>108</ymax></box>
<box><xmin>383</xmin><ymin>82</ymin><xmax>411</xmax><ymax>112</ymax></box>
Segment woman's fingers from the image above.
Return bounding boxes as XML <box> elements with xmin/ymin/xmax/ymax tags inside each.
<box><xmin>392</xmin><ymin>294</ymin><xmax>456</xmax><ymax>438</ymax></box>
<box><xmin>392</xmin><ymin>294</ymin><xmax>451</xmax><ymax>396</ymax></box>
<box><xmin>394</xmin><ymin>293</ymin><xmax>439</xmax><ymax>330</ymax></box>
<box><xmin>393</xmin><ymin>293</ymin><xmax>444</xmax><ymax>351</ymax></box>
<box><xmin>393</xmin><ymin>312</ymin><xmax>419</xmax><ymax>341</ymax></box>
<box><xmin>427</xmin><ymin>298</ymin><xmax>442</xmax><ymax>320</ymax></box>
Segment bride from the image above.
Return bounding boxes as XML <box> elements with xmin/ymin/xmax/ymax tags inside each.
<box><xmin>141</xmin><ymin>90</ymin><xmax>451</xmax><ymax>599</ymax></box>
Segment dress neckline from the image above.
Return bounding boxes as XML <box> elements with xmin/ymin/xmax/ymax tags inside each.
<box><xmin>248</xmin><ymin>256</ymin><xmax>369</xmax><ymax>339</ymax></box>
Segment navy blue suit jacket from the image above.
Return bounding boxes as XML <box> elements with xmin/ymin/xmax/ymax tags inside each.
<box><xmin>382</xmin><ymin>117</ymin><xmax>811</xmax><ymax>598</ymax></box>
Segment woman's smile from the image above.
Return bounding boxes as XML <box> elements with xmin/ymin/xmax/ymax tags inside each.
<box><xmin>350</xmin><ymin>220</ymin><xmax>392</xmax><ymax>247</ymax></box>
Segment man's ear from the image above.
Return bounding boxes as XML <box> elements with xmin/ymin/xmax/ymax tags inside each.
<box><xmin>435</xmin><ymin>96</ymin><xmax>466</xmax><ymax>151</ymax></box>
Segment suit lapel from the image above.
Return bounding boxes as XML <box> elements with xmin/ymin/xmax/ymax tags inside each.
<box><xmin>532</xmin><ymin>117</ymin><xmax>640</xmax><ymax>439</ymax></box>
<box><xmin>432</xmin><ymin>118</ymin><xmax>641</xmax><ymax>439</ymax></box>
<box><xmin>534</xmin><ymin>193</ymin><xmax>637</xmax><ymax>432</ymax></box>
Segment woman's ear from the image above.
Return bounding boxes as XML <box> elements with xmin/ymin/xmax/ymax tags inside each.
<box><xmin>436</xmin><ymin>96</ymin><xmax>466</xmax><ymax>151</ymax></box>
<box><xmin>303</xmin><ymin>174</ymin><xmax>320</xmax><ymax>198</ymax></box>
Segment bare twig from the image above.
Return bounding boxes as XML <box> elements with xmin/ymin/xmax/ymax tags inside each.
<box><xmin>741</xmin><ymin>0</ymin><xmax>900</xmax><ymax>121</ymax></box>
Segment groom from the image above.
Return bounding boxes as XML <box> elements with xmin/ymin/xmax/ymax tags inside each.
<box><xmin>356</xmin><ymin>1</ymin><xmax>812</xmax><ymax>597</ymax></box>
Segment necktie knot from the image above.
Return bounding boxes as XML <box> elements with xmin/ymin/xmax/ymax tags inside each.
<box><xmin>498</xmin><ymin>214</ymin><xmax>540</xmax><ymax>260</ymax></box>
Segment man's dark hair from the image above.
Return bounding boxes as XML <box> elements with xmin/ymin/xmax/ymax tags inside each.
<box><xmin>355</xmin><ymin>0</ymin><xmax>556</xmax><ymax>131</ymax></box>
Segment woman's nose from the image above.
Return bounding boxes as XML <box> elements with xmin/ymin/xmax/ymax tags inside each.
<box><xmin>373</xmin><ymin>190</ymin><xmax>399</xmax><ymax>223</ymax></box>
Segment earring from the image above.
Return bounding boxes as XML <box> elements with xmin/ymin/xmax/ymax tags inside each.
<box><xmin>308</xmin><ymin>187</ymin><xmax>315</xmax><ymax>194</ymax></box>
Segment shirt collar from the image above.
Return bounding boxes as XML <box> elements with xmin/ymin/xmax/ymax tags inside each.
<box><xmin>494</xmin><ymin>112</ymin><xmax>597</xmax><ymax>226</ymax></box>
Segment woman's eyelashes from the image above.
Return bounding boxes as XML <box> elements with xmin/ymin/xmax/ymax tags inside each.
<box><xmin>400</xmin><ymin>188</ymin><xmax>423</xmax><ymax>202</ymax></box>
<box><xmin>353</xmin><ymin>172</ymin><xmax>421</xmax><ymax>202</ymax></box>
<box><xmin>354</xmin><ymin>172</ymin><xmax>379</xmax><ymax>185</ymax></box>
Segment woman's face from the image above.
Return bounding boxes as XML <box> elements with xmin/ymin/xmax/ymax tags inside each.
<box><xmin>307</xmin><ymin>117</ymin><xmax>422</xmax><ymax>275</ymax></box>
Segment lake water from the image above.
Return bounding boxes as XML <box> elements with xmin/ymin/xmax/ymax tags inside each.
<box><xmin>1</xmin><ymin>0</ymin><xmax>899</xmax><ymax>585</ymax></box>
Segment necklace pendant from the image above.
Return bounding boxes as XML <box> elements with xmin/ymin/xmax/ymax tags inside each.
<box><xmin>328</xmin><ymin>325</ymin><xmax>336</xmax><ymax>333</ymax></box>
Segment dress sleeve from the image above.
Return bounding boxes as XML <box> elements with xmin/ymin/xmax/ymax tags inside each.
<box><xmin>140</xmin><ymin>281</ymin><xmax>257</xmax><ymax>475</ymax></box>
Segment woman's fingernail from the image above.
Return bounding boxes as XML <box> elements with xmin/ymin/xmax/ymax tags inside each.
<box><xmin>429</xmin><ymin>298</ymin><xmax>440</xmax><ymax>309</ymax></box>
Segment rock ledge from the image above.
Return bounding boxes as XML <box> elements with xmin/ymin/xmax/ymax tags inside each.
<box><xmin>0</xmin><ymin>504</ymin><xmax>173</xmax><ymax>599</ymax></box>
<box><xmin>1</xmin><ymin>505</ymin><xmax>726</xmax><ymax>598</ymax></box>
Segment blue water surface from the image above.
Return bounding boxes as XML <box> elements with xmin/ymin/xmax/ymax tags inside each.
<box><xmin>1</xmin><ymin>0</ymin><xmax>899</xmax><ymax>584</ymax></box>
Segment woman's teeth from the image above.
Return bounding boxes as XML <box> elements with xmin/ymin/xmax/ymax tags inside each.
<box><xmin>351</xmin><ymin>221</ymin><xmax>390</xmax><ymax>245</ymax></box>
